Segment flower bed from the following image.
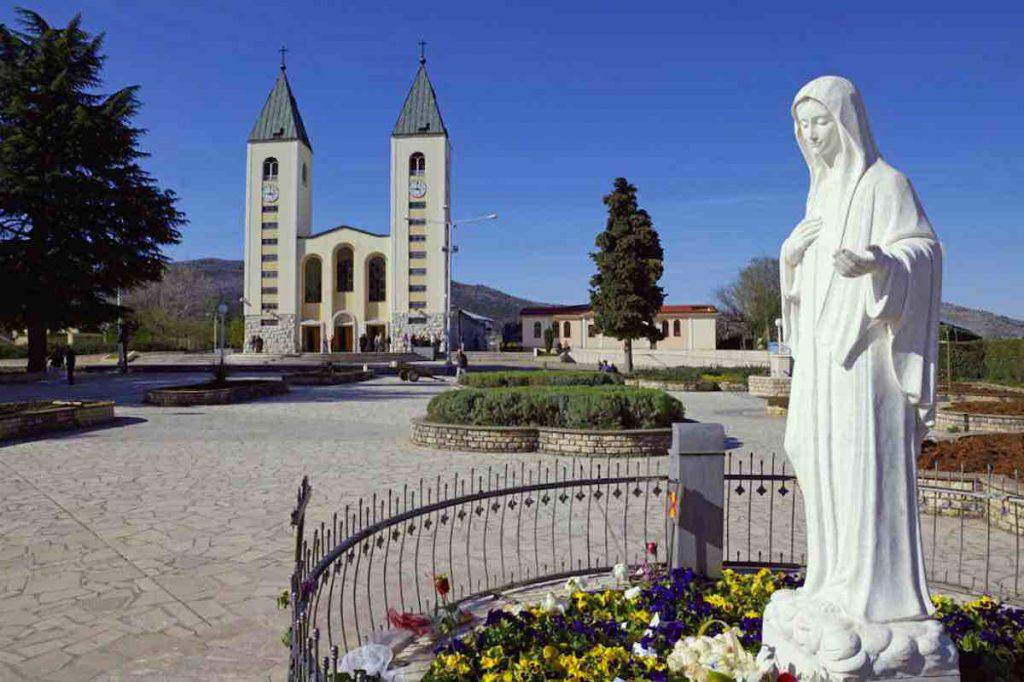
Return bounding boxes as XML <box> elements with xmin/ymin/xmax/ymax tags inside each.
<box><xmin>419</xmin><ymin>568</ymin><xmax>1024</xmax><ymax>682</ymax></box>
<box><xmin>631</xmin><ymin>366</ymin><xmax>768</xmax><ymax>392</ymax></box>
<box><xmin>0</xmin><ymin>400</ymin><xmax>114</xmax><ymax>441</ymax></box>
<box><xmin>936</xmin><ymin>401</ymin><xmax>1024</xmax><ymax>434</ymax></box>
<box><xmin>461</xmin><ymin>370</ymin><xmax>623</xmax><ymax>388</ymax></box>
<box><xmin>426</xmin><ymin>386</ymin><xmax>684</xmax><ymax>430</ymax></box>
<box><xmin>919</xmin><ymin>434</ymin><xmax>1024</xmax><ymax>476</ymax></box>
<box><xmin>143</xmin><ymin>379</ymin><xmax>288</xmax><ymax>406</ymax></box>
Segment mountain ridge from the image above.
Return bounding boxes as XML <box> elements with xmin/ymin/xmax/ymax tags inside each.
<box><xmin>143</xmin><ymin>258</ymin><xmax>1024</xmax><ymax>339</ymax></box>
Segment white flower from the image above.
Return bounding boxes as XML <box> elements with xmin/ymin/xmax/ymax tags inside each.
<box><xmin>564</xmin><ymin>576</ymin><xmax>588</xmax><ymax>594</ymax></box>
<box><xmin>539</xmin><ymin>592</ymin><xmax>566</xmax><ymax>615</ymax></box>
<box><xmin>612</xmin><ymin>563</ymin><xmax>629</xmax><ymax>583</ymax></box>
<box><xmin>624</xmin><ymin>586</ymin><xmax>642</xmax><ymax>601</ymax></box>
<box><xmin>648</xmin><ymin>612</ymin><xmax>661</xmax><ymax>628</ymax></box>
<box><xmin>632</xmin><ymin>641</ymin><xmax>657</xmax><ymax>659</ymax></box>
<box><xmin>665</xmin><ymin>628</ymin><xmax>767</xmax><ymax>681</ymax></box>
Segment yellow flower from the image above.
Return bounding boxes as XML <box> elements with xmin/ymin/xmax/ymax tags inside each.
<box><xmin>437</xmin><ymin>652</ymin><xmax>472</xmax><ymax>675</ymax></box>
<box><xmin>629</xmin><ymin>609</ymin><xmax>652</xmax><ymax>627</ymax></box>
<box><xmin>705</xmin><ymin>593</ymin><xmax>730</xmax><ymax>610</ymax></box>
<box><xmin>480</xmin><ymin>646</ymin><xmax>504</xmax><ymax>671</ymax></box>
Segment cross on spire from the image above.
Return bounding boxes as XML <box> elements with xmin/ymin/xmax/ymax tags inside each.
<box><xmin>279</xmin><ymin>45</ymin><xmax>288</xmax><ymax>70</ymax></box>
<box><xmin>418</xmin><ymin>39</ymin><xmax>427</xmax><ymax>65</ymax></box>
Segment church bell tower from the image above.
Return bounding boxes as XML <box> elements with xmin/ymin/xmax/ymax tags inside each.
<box><xmin>389</xmin><ymin>46</ymin><xmax>451</xmax><ymax>341</ymax></box>
<box><xmin>243</xmin><ymin>53</ymin><xmax>312</xmax><ymax>353</ymax></box>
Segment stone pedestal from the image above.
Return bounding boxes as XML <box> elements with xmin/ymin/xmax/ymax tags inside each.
<box><xmin>667</xmin><ymin>423</ymin><xmax>725</xmax><ymax>578</ymax></box>
<box><xmin>761</xmin><ymin>590</ymin><xmax>959</xmax><ymax>681</ymax></box>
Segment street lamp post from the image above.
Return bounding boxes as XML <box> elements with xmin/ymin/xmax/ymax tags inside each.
<box><xmin>434</xmin><ymin>213</ymin><xmax>498</xmax><ymax>362</ymax></box>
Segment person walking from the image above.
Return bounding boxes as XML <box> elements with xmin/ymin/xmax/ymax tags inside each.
<box><xmin>65</xmin><ymin>346</ymin><xmax>76</xmax><ymax>385</ymax></box>
<box><xmin>455</xmin><ymin>347</ymin><xmax>469</xmax><ymax>381</ymax></box>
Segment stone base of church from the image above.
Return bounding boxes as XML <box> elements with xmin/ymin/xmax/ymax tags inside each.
<box><xmin>390</xmin><ymin>312</ymin><xmax>446</xmax><ymax>344</ymax></box>
<box><xmin>244</xmin><ymin>314</ymin><xmax>297</xmax><ymax>354</ymax></box>
<box><xmin>760</xmin><ymin>589</ymin><xmax>959</xmax><ymax>681</ymax></box>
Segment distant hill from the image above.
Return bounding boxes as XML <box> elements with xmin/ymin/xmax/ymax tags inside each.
<box><xmin>134</xmin><ymin>259</ymin><xmax>1023</xmax><ymax>339</ymax></box>
<box><xmin>940</xmin><ymin>302</ymin><xmax>1024</xmax><ymax>340</ymax></box>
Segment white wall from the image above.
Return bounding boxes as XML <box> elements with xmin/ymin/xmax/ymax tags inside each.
<box><xmin>568</xmin><ymin>348</ymin><xmax>770</xmax><ymax>369</ymax></box>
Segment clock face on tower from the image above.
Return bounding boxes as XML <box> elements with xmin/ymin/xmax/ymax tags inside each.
<box><xmin>409</xmin><ymin>179</ymin><xmax>428</xmax><ymax>199</ymax></box>
<box><xmin>262</xmin><ymin>183</ymin><xmax>279</xmax><ymax>204</ymax></box>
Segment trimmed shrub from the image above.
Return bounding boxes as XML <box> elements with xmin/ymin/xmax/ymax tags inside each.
<box><xmin>985</xmin><ymin>339</ymin><xmax>1024</xmax><ymax>385</ymax></box>
<box><xmin>633</xmin><ymin>365</ymin><xmax>767</xmax><ymax>385</ymax></box>
<box><xmin>426</xmin><ymin>386</ymin><xmax>684</xmax><ymax>430</ymax></box>
<box><xmin>460</xmin><ymin>370</ymin><xmax>623</xmax><ymax>388</ymax></box>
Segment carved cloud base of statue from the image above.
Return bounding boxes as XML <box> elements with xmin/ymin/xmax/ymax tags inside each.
<box><xmin>760</xmin><ymin>590</ymin><xmax>960</xmax><ymax>681</ymax></box>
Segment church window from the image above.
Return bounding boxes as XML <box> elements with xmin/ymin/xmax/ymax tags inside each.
<box><xmin>262</xmin><ymin>287</ymin><xmax>277</xmax><ymax>294</ymax></box>
<box><xmin>409</xmin><ymin>268</ymin><xmax>426</xmax><ymax>275</ymax></box>
<box><xmin>263</xmin><ymin>205</ymin><xmax>278</xmax><ymax>213</ymax></box>
<box><xmin>262</xmin><ymin>221</ymin><xmax>278</xmax><ymax>230</ymax></box>
<box><xmin>661</xmin><ymin>320</ymin><xmax>669</xmax><ymax>337</ymax></box>
<box><xmin>673</xmin><ymin>320</ymin><xmax>681</xmax><ymax>337</ymax></box>
<box><xmin>553</xmin><ymin>322</ymin><xmax>560</xmax><ymax>338</ymax></box>
<box><xmin>409</xmin><ymin>153</ymin><xmax>425</xmax><ymax>176</ymax></box>
<box><xmin>262</xmin><ymin>254</ymin><xmax>277</xmax><ymax>262</ymax></box>
<box><xmin>262</xmin><ymin>270</ymin><xmax>278</xmax><ymax>278</ymax></box>
<box><xmin>409</xmin><ymin>284</ymin><xmax>427</xmax><ymax>292</ymax></box>
<box><xmin>533</xmin><ymin>321</ymin><xmax>542</xmax><ymax>338</ymax></box>
<box><xmin>262</xmin><ymin>302</ymin><xmax>277</xmax><ymax>311</ymax></box>
<box><xmin>410</xmin><ymin>301</ymin><xmax>427</xmax><ymax>309</ymax></box>
<box><xmin>408</xmin><ymin>218</ymin><xmax>427</xmax><ymax>226</ymax></box>
<box><xmin>409</xmin><ymin>234</ymin><xmax>427</xmax><ymax>242</ymax></box>
<box><xmin>368</xmin><ymin>256</ymin><xmax>386</xmax><ymax>302</ymax></box>
<box><xmin>335</xmin><ymin>247</ymin><xmax>354</xmax><ymax>292</ymax></box>
<box><xmin>301</xmin><ymin>163</ymin><xmax>308</xmax><ymax>185</ymax></box>
<box><xmin>262</xmin><ymin>238</ymin><xmax>277</xmax><ymax>245</ymax></box>
<box><xmin>563</xmin><ymin>321</ymin><xmax>571</xmax><ymax>338</ymax></box>
<box><xmin>409</xmin><ymin>251</ymin><xmax>426</xmax><ymax>259</ymax></box>
<box><xmin>262</xmin><ymin>157</ymin><xmax>278</xmax><ymax>180</ymax></box>
<box><xmin>588</xmin><ymin>323</ymin><xmax>597</xmax><ymax>338</ymax></box>
<box><xmin>304</xmin><ymin>257</ymin><xmax>322</xmax><ymax>303</ymax></box>
<box><xmin>408</xmin><ymin>201</ymin><xmax>426</xmax><ymax>209</ymax></box>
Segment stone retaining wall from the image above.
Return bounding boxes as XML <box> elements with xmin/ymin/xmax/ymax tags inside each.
<box><xmin>144</xmin><ymin>380</ymin><xmax>289</xmax><ymax>406</ymax></box>
<box><xmin>281</xmin><ymin>370</ymin><xmax>374</xmax><ymax>386</ymax></box>
<box><xmin>0</xmin><ymin>400</ymin><xmax>115</xmax><ymax>441</ymax></box>
<box><xmin>934</xmin><ymin>409</ymin><xmax>1024</xmax><ymax>434</ymax></box>
<box><xmin>748</xmin><ymin>375</ymin><xmax>791</xmax><ymax>399</ymax></box>
<box><xmin>627</xmin><ymin>379</ymin><xmax>718</xmax><ymax>392</ymax></box>
<box><xmin>410</xmin><ymin>419</ymin><xmax>672</xmax><ymax>456</ymax></box>
<box><xmin>919</xmin><ymin>472</ymin><xmax>1024</xmax><ymax>536</ymax></box>
<box><xmin>410</xmin><ymin>420</ymin><xmax>537</xmax><ymax>452</ymax></box>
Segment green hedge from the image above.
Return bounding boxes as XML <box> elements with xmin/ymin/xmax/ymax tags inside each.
<box><xmin>426</xmin><ymin>386</ymin><xmax>684</xmax><ymax>430</ymax></box>
<box><xmin>459</xmin><ymin>370</ymin><xmax>622</xmax><ymax>388</ymax></box>
<box><xmin>632</xmin><ymin>365</ymin><xmax>768</xmax><ymax>385</ymax></box>
<box><xmin>986</xmin><ymin>339</ymin><xmax>1024</xmax><ymax>385</ymax></box>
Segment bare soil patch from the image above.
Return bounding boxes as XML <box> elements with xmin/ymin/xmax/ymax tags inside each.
<box><xmin>947</xmin><ymin>400</ymin><xmax>1024</xmax><ymax>416</ymax></box>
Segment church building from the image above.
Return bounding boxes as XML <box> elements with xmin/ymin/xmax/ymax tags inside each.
<box><xmin>242</xmin><ymin>52</ymin><xmax>451</xmax><ymax>353</ymax></box>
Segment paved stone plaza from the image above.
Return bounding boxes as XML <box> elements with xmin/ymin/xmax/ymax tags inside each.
<box><xmin>0</xmin><ymin>372</ymin><xmax>1016</xmax><ymax>680</ymax></box>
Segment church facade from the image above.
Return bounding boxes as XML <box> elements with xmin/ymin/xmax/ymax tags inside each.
<box><xmin>242</xmin><ymin>55</ymin><xmax>451</xmax><ymax>353</ymax></box>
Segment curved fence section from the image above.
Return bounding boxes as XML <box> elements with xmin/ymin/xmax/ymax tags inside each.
<box><xmin>287</xmin><ymin>456</ymin><xmax>669</xmax><ymax>680</ymax></box>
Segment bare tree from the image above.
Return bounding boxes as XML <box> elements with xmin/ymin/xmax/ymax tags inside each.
<box><xmin>715</xmin><ymin>257</ymin><xmax>781</xmax><ymax>349</ymax></box>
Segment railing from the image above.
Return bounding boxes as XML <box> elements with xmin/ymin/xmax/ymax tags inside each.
<box><xmin>723</xmin><ymin>452</ymin><xmax>804</xmax><ymax>569</ymax></box>
<box><xmin>287</xmin><ymin>456</ymin><xmax>669</xmax><ymax>680</ymax></box>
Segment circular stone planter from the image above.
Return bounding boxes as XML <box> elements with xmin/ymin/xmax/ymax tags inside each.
<box><xmin>0</xmin><ymin>400</ymin><xmax>115</xmax><ymax>441</ymax></box>
<box><xmin>281</xmin><ymin>369</ymin><xmax>374</xmax><ymax>386</ymax></box>
<box><xmin>717</xmin><ymin>381</ymin><xmax>748</xmax><ymax>392</ymax></box>
<box><xmin>934</xmin><ymin>409</ymin><xmax>1024</xmax><ymax>434</ymax></box>
<box><xmin>410</xmin><ymin>418</ymin><xmax>672</xmax><ymax>456</ymax></box>
<box><xmin>144</xmin><ymin>379</ymin><xmax>288</xmax><ymax>406</ymax></box>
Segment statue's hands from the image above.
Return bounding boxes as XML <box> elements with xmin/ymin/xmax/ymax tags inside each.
<box><xmin>783</xmin><ymin>217</ymin><xmax>823</xmax><ymax>267</ymax></box>
<box><xmin>833</xmin><ymin>246</ymin><xmax>882</xmax><ymax>278</ymax></box>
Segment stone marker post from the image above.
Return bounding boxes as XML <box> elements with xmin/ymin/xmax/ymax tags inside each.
<box><xmin>667</xmin><ymin>422</ymin><xmax>725</xmax><ymax>578</ymax></box>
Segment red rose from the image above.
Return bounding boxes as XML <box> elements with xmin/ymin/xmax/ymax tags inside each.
<box><xmin>778</xmin><ymin>673</ymin><xmax>798</xmax><ymax>682</ymax></box>
<box><xmin>433</xmin><ymin>574</ymin><xmax>451</xmax><ymax>598</ymax></box>
<box><xmin>646</xmin><ymin>542</ymin><xmax>658</xmax><ymax>556</ymax></box>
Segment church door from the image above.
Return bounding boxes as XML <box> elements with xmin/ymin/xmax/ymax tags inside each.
<box><xmin>301</xmin><ymin>325</ymin><xmax>321</xmax><ymax>353</ymax></box>
<box><xmin>331</xmin><ymin>326</ymin><xmax>353</xmax><ymax>352</ymax></box>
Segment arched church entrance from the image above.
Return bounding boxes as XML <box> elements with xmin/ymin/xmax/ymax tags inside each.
<box><xmin>330</xmin><ymin>311</ymin><xmax>357</xmax><ymax>352</ymax></box>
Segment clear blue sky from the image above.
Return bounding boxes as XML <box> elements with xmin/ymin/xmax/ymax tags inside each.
<box><xmin>8</xmin><ymin>1</ymin><xmax>1024</xmax><ymax>316</ymax></box>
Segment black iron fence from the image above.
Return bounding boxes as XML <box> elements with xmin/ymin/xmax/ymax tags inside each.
<box><xmin>286</xmin><ymin>452</ymin><xmax>1022</xmax><ymax>680</ymax></box>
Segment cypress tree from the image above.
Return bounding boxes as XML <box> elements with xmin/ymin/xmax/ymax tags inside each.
<box><xmin>0</xmin><ymin>10</ymin><xmax>183</xmax><ymax>371</ymax></box>
<box><xmin>589</xmin><ymin>178</ymin><xmax>665</xmax><ymax>374</ymax></box>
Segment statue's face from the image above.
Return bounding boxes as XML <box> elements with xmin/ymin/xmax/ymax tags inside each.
<box><xmin>796</xmin><ymin>99</ymin><xmax>840</xmax><ymax>163</ymax></box>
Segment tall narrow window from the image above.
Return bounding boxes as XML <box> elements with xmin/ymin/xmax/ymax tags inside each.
<box><xmin>660</xmin><ymin>320</ymin><xmax>669</xmax><ymax>337</ymax></box>
<box><xmin>262</xmin><ymin>157</ymin><xmax>278</xmax><ymax>180</ymax></box>
<box><xmin>563</xmin><ymin>321</ymin><xmax>571</xmax><ymax>338</ymax></box>
<box><xmin>673</xmin><ymin>320</ymin><xmax>681</xmax><ymax>337</ymax></box>
<box><xmin>368</xmin><ymin>256</ymin><xmax>386</xmax><ymax>302</ymax></box>
<box><xmin>409</xmin><ymin>153</ymin><xmax>425</xmax><ymax>176</ymax></box>
<box><xmin>533</xmin><ymin>321</ymin><xmax>542</xmax><ymax>338</ymax></box>
<box><xmin>304</xmin><ymin>257</ymin><xmax>322</xmax><ymax>303</ymax></box>
<box><xmin>301</xmin><ymin>162</ymin><xmax>308</xmax><ymax>185</ymax></box>
<box><xmin>335</xmin><ymin>247</ymin><xmax>354</xmax><ymax>292</ymax></box>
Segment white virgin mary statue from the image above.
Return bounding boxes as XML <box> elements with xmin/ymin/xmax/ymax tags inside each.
<box><xmin>764</xmin><ymin>77</ymin><xmax>956</xmax><ymax>678</ymax></box>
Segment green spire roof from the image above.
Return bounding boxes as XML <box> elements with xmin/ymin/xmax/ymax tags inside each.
<box><xmin>249</xmin><ymin>68</ymin><xmax>311</xmax><ymax>149</ymax></box>
<box><xmin>392</xmin><ymin>62</ymin><xmax>447</xmax><ymax>137</ymax></box>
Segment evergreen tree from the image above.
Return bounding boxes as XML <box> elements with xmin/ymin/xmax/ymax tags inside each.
<box><xmin>589</xmin><ymin>178</ymin><xmax>664</xmax><ymax>374</ymax></box>
<box><xmin>0</xmin><ymin>10</ymin><xmax>183</xmax><ymax>371</ymax></box>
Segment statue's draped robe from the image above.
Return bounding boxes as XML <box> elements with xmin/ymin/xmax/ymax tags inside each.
<box><xmin>781</xmin><ymin>77</ymin><xmax>941</xmax><ymax>623</ymax></box>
